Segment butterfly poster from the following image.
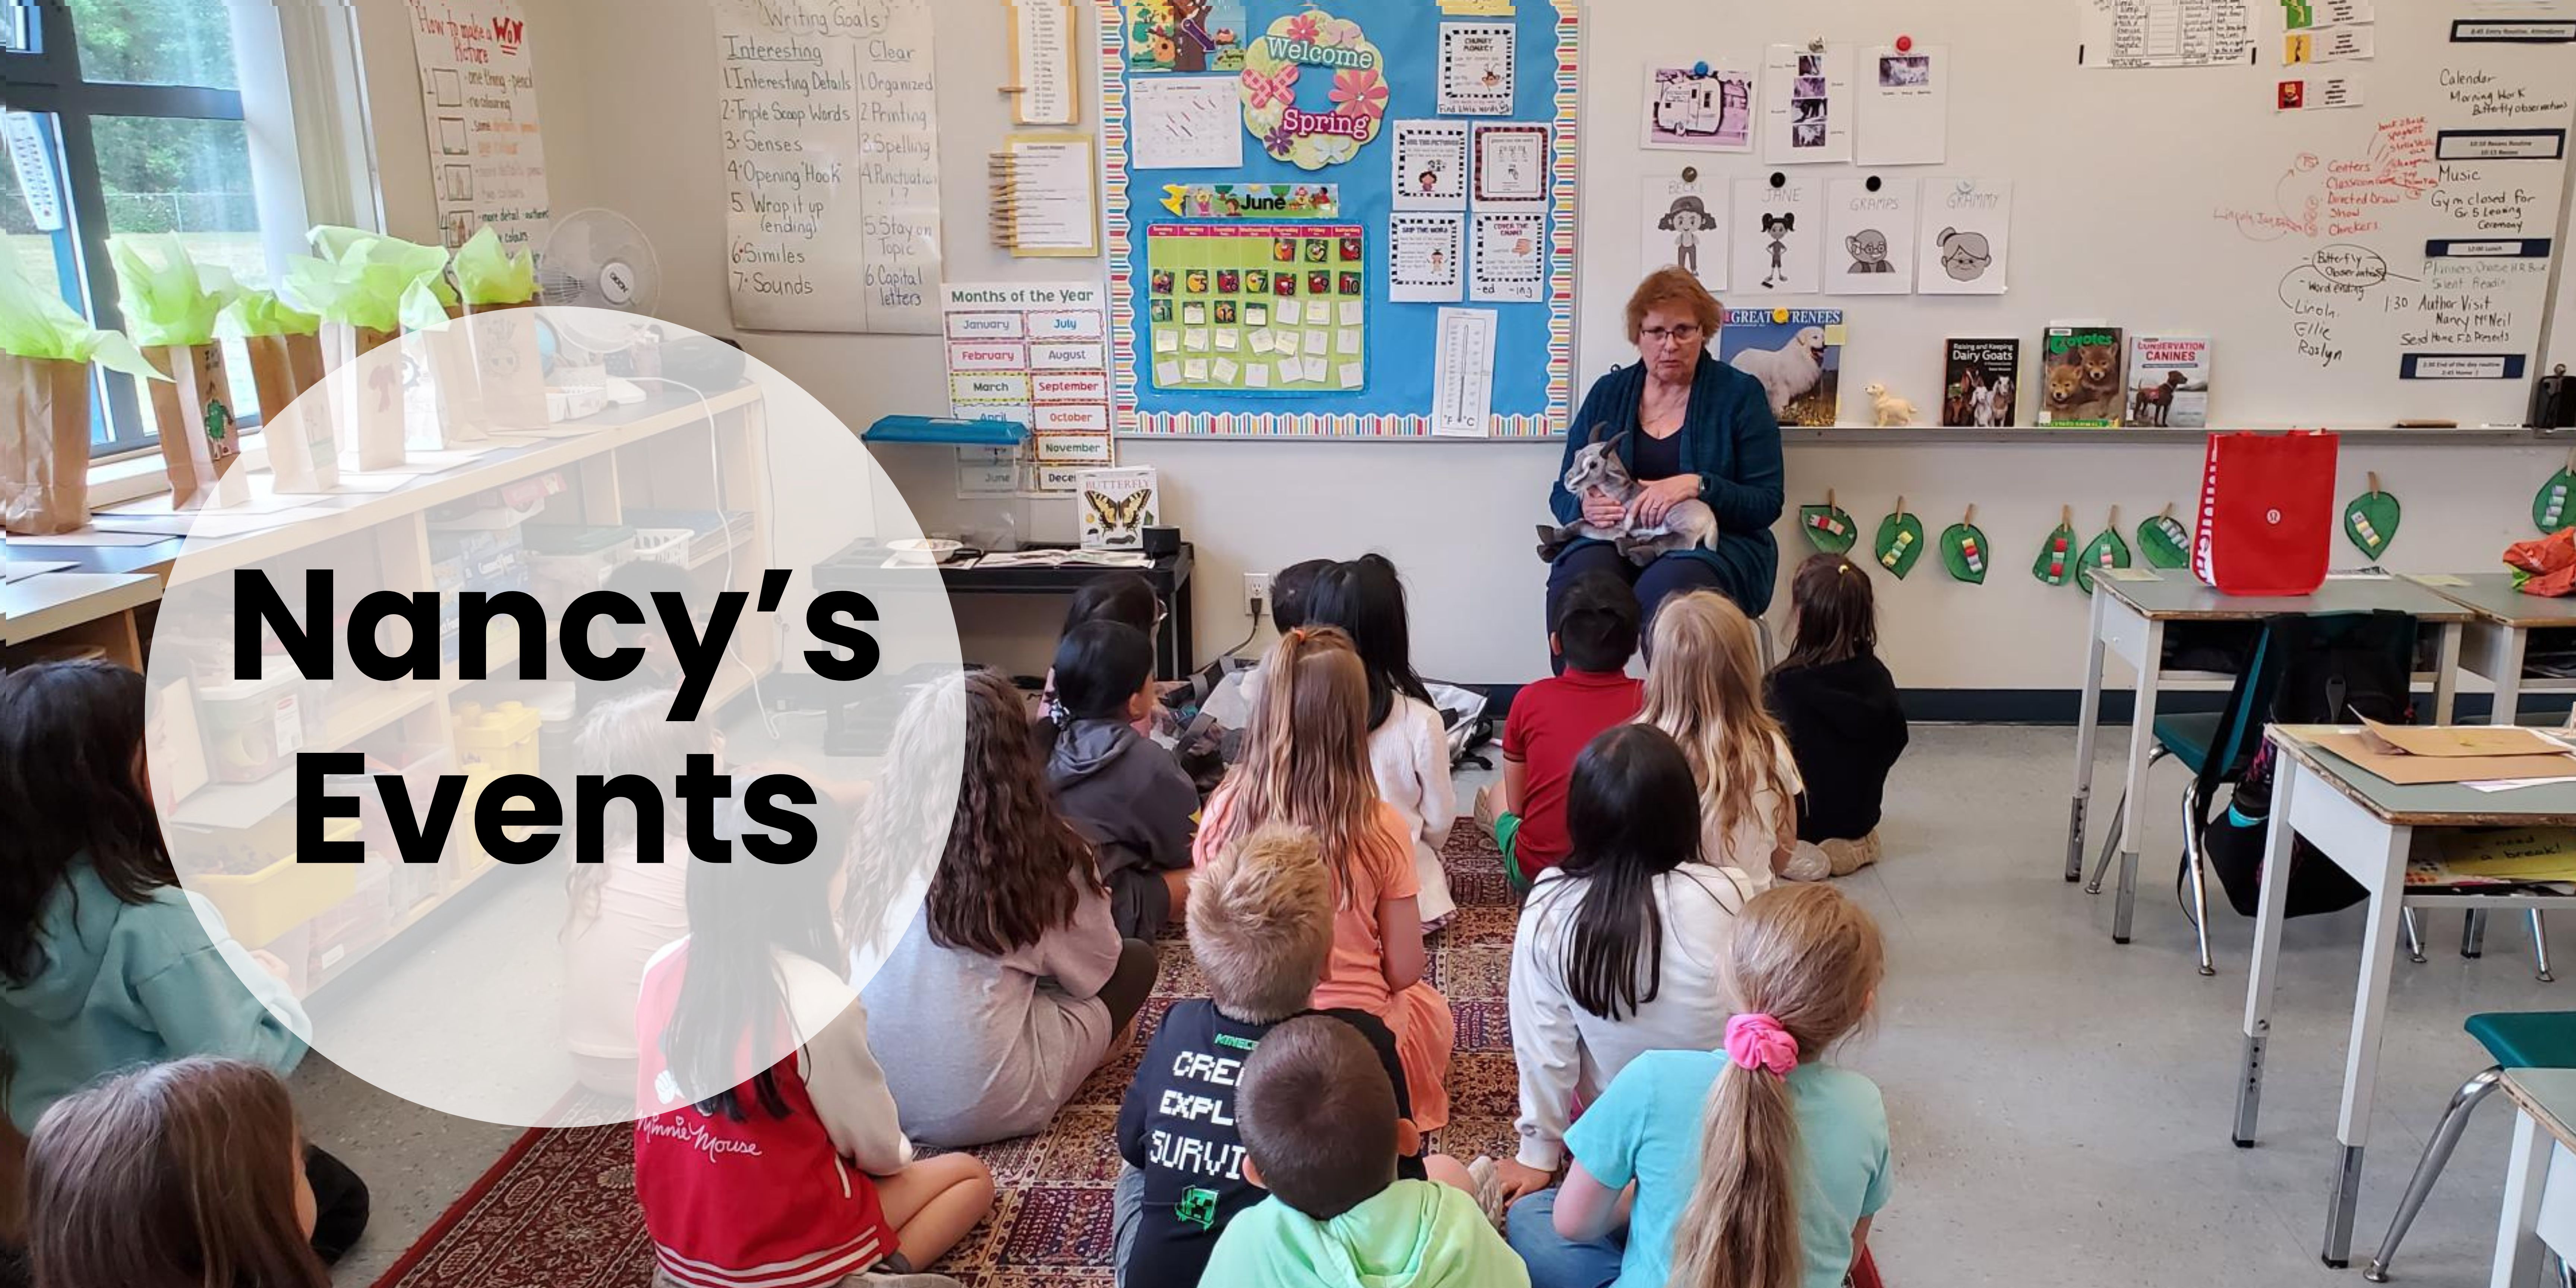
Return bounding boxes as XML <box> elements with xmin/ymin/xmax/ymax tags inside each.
<box><xmin>1079</xmin><ymin>466</ymin><xmax>1162</xmax><ymax>550</ymax></box>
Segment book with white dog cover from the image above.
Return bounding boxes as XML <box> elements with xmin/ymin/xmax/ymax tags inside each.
<box><xmin>1719</xmin><ymin>307</ymin><xmax>1844</xmax><ymax>427</ymax></box>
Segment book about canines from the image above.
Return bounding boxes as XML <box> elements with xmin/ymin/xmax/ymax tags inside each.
<box><xmin>2126</xmin><ymin>334</ymin><xmax>2211</xmax><ymax>429</ymax></box>
<box><xmin>1718</xmin><ymin>308</ymin><xmax>1844</xmax><ymax>428</ymax></box>
<box><xmin>2037</xmin><ymin>323</ymin><xmax>2126</xmax><ymax>427</ymax></box>
<box><xmin>1078</xmin><ymin>467</ymin><xmax>1161</xmax><ymax>550</ymax></box>
<box><xmin>1941</xmin><ymin>338</ymin><xmax>2020</xmax><ymax>428</ymax></box>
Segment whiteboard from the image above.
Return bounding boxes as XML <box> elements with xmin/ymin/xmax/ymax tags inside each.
<box><xmin>1575</xmin><ymin>2</ymin><xmax>2576</xmax><ymax>430</ymax></box>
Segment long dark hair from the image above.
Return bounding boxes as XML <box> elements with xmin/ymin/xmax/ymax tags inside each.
<box><xmin>28</xmin><ymin>1057</ymin><xmax>329</xmax><ymax>1288</ymax></box>
<box><xmin>1304</xmin><ymin>555</ymin><xmax>1433</xmax><ymax>731</ymax></box>
<box><xmin>0</xmin><ymin>660</ymin><xmax>174</xmax><ymax>987</ymax></box>
<box><xmin>1538</xmin><ymin>724</ymin><xmax>1706</xmax><ymax>1022</ymax></box>
<box><xmin>662</xmin><ymin>825</ymin><xmax>846</xmax><ymax>1121</ymax></box>
<box><xmin>888</xmin><ymin>670</ymin><xmax>1101</xmax><ymax>957</ymax></box>
<box><xmin>1779</xmin><ymin>553</ymin><xmax>1878</xmax><ymax>672</ymax></box>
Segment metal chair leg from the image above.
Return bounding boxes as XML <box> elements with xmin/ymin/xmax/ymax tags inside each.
<box><xmin>2403</xmin><ymin>908</ymin><xmax>2427</xmax><ymax>965</ymax></box>
<box><xmin>2536</xmin><ymin>909</ymin><xmax>2556</xmax><ymax>984</ymax></box>
<box><xmin>2465</xmin><ymin>909</ymin><xmax>2490</xmax><ymax>959</ymax></box>
<box><xmin>2087</xmin><ymin>746</ymin><xmax>2169</xmax><ymax>895</ymax></box>
<box><xmin>2364</xmin><ymin>1067</ymin><xmax>2505</xmax><ymax>1282</ymax></box>
<box><xmin>2181</xmin><ymin>779</ymin><xmax>2217</xmax><ymax>977</ymax></box>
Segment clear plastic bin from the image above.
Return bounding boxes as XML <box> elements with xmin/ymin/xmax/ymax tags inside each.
<box><xmin>524</xmin><ymin>524</ymin><xmax>638</xmax><ymax>607</ymax></box>
<box><xmin>195</xmin><ymin>670</ymin><xmax>309</xmax><ymax>784</ymax></box>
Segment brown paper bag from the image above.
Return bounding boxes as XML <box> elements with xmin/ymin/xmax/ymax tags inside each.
<box><xmin>144</xmin><ymin>342</ymin><xmax>236</xmax><ymax>509</ymax></box>
<box><xmin>244</xmin><ymin>333</ymin><xmax>338</xmax><ymax>493</ymax></box>
<box><xmin>0</xmin><ymin>354</ymin><xmax>94</xmax><ymax>534</ymax></box>
<box><xmin>334</xmin><ymin>325</ymin><xmax>407</xmax><ymax>471</ymax></box>
<box><xmin>467</xmin><ymin>306</ymin><xmax>548</xmax><ymax>432</ymax></box>
<box><xmin>424</xmin><ymin>303</ymin><xmax>488</xmax><ymax>444</ymax></box>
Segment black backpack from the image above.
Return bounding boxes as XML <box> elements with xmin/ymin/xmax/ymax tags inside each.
<box><xmin>2203</xmin><ymin>612</ymin><xmax>2416</xmax><ymax>918</ymax></box>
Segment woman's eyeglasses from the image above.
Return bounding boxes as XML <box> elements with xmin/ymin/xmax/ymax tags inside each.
<box><xmin>1641</xmin><ymin>325</ymin><xmax>1704</xmax><ymax>348</ymax></box>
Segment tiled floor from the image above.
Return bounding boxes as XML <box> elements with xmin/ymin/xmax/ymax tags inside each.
<box><xmin>306</xmin><ymin>724</ymin><xmax>2573</xmax><ymax>1286</ymax></box>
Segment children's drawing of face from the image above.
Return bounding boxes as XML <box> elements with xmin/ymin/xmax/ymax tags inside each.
<box><xmin>1658</xmin><ymin>197</ymin><xmax>1710</xmax><ymax>234</ymax></box>
<box><xmin>1845</xmin><ymin>228</ymin><xmax>1889</xmax><ymax>271</ymax></box>
<box><xmin>1936</xmin><ymin>226</ymin><xmax>1993</xmax><ymax>282</ymax></box>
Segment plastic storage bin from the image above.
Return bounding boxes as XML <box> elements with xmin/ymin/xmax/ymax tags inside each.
<box><xmin>195</xmin><ymin>670</ymin><xmax>310</xmax><ymax>783</ymax></box>
<box><xmin>523</xmin><ymin>524</ymin><xmax>637</xmax><ymax>606</ymax></box>
<box><xmin>194</xmin><ymin>817</ymin><xmax>363</xmax><ymax>948</ymax></box>
<box><xmin>453</xmin><ymin>701</ymin><xmax>542</xmax><ymax>779</ymax></box>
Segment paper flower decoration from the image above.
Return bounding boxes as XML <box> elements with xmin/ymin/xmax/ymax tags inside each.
<box><xmin>1286</xmin><ymin>12</ymin><xmax>1319</xmax><ymax>42</ymax></box>
<box><xmin>1330</xmin><ymin>68</ymin><xmax>1388</xmax><ymax>119</ymax></box>
<box><xmin>1263</xmin><ymin>121</ymin><xmax>1298</xmax><ymax>158</ymax></box>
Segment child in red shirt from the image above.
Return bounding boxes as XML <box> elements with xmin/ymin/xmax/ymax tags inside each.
<box><xmin>1481</xmin><ymin>572</ymin><xmax>1644</xmax><ymax>892</ymax></box>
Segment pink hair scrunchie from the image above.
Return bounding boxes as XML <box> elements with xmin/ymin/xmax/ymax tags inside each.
<box><xmin>1723</xmin><ymin>1013</ymin><xmax>1799</xmax><ymax>1077</ymax></box>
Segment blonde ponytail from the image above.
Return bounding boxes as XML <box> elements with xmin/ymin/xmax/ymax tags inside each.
<box><xmin>1667</xmin><ymin>884</ymin><xmax>1885</xmax><ymax>1288</ymax></box>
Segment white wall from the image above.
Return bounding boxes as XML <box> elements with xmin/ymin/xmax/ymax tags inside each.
<box><xmin>355</xmin><ymin>0</ymin><xmax>2576</xmax><ymax>694</ymax></box>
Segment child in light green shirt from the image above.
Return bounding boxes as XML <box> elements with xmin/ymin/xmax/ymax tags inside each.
<box><xmin>1203</xmin><ymin>1016</ymin><xmax>1527</xmax><ymax>1288</ymax></box>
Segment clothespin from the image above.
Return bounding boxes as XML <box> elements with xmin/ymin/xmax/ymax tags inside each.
<box><xmin>2161</xmin><ymin>502</ymin><xmax>2176</xmax><ymax>521</ymax></box>
<box><xmin>2106</xmin><ymin>504</ymin><xmax>2120</xmax><ymax>529</ymax></box>
<box><xmin>1964</xmin><ymin>504</ymin><xmax>1978</xmax><ymax>525</ymax></box>
<box><xmin>2061</xmin><ymin>504</ymin><xmax>2073</xmax><ymax>528</ymax></box>
<box><xmin>2367</xmin><ymin>471</ymin><xmax>2382</xmax><ymax>497</ymax></box>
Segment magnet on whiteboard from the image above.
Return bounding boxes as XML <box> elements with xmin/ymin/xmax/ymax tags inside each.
<box><xmin>1692</xmin><ymin>60</ymin><xmax>1710</xmax><ymax>77</ymax></box>
<box><xmin>1896</xmin><ymin>35</ymin><xmax>1913</xmax><ymax>53</ymax></box>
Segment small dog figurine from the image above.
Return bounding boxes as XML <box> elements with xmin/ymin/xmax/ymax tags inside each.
<box><xmin>1865</xmin><ymin>382</ymin><xmax>1918</xmax><ymax>428</ymax></box>
<box><xmin>1535</xmin><ymin>425</ymin><xmax>1720</xmax><ymax>566</ymax></box>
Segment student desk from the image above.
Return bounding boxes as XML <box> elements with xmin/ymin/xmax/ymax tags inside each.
<box><xmin>2490</xmin><ymin>1067</ymin><xmax>2576</xmax><ymax>1287</ymax></box>
<box><xmin>2412</xmin><ymin>573</ymin><xmax>2576</xmax><ymax>727</ymax></box>
<box><xmin>2064</xmin><ymin>574</ymin><xmax>2471</xmax><ymax>943</ymax></box>
<box><xmin>2232</xmin><ymin>728</ymin><xmax>2576</xmax><ymax>1268</ymax></box>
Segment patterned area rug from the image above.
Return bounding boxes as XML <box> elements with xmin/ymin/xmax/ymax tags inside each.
<box><xmin>370</xmin><ymin>830</ymin><xmax>1522</xmax><ymax>1288</ymax></box>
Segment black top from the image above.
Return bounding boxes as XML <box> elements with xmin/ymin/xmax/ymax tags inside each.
<box><xmin>1766</xmin><ymin>654</ymin><xmax>1910</xmax><ymax>843</ymax></box>
<box><xmin>1114</xmin><ymin>1001</ymin><xmax>1425</xmax><ymax>1288</ymax></box>
<box><xmin>1630</xmin><ymin>424</ymin><xmax>1685</xmax><ymax>482</ymax></box>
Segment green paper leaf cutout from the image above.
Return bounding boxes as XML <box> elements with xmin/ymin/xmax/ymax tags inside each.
<box><xmin>2034</xmin><ymin>521</ymin><xmax>2079</xmax><ymax>588</ymax></box>
<box><xmin>1799</xmin><ymin>503</ymin><xmax>1857</xmax><ymax>554</ymax></box>
<box><xmin>1939</xmin><ymin>521</ymin><xmax>1990</xmax><ymax>584</ymax></box>
<box><xmin>2537</xmin><ymin>468</ymin><xmax>2576</xmax><ymax>534</ymax></box>
<box><xmin>2075</xmin><ymin>525</ymin><xmax>2134</xmax><ymax>596</ymax></box>
<box><xmin>2344</xmin><ymin>490</ymin><xmax>2401</xmax><ymax>560</ymax></box>
<box><xmin>1874</xmin><ymin>511</ymin><xmax>1926</xmax><ymax>579</ymax></box>
<box><xmin>2138</xmin><ymin>513</ymin><xmax>2193</xmax><ymax>569</ymax></box>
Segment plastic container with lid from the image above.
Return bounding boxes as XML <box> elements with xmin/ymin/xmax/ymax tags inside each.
<box><xmin>523</xmin><ymin>524</ymin><xmax>638</xmax><ymax>606</ymax></box>
<box><xmin>193</xmin><ymin>816</ymin><xmax>363</xmax><ymax>948</ymax></box>
<box><xmin>196</xmin><ymin>670</ymin><xmax>309</xmax><ymax>783</ymax></box>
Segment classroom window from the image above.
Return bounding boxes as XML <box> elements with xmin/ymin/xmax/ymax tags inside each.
<box><xmin>0</xmin><ymin>0</ymin><xmax>276</xmax><ymax>458</ymax></box>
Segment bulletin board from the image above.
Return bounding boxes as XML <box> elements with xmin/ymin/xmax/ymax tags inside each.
<box><xmin>1101</xmin><ymin>0</ymin><xmax>1582</xmax><ymax>439</ymax></box>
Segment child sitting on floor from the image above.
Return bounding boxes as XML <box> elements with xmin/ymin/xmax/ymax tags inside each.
<box><xmin>559</xmin><ymin>688</ymin><xmax>701</xmax><ymax>1098</ymax></box>
<box><xmin>1506</xmin><ymin>884</ymin><xmax>1892</xmax><ymax>1288</ymax></box>
<box><xmin>634</xmin><ymin>811</ymin><xmax>994</xmax><ymax>1287</ymax></box>
<box><xmin>1636</xmin><ymin>591</ymin><xmax>1803</xmax><ymax>891</ymax></box>
<box><xmin>1203</xmin><ymin>1016</ymin><xmax>1528</xmax><ymax>1287</ymax></box>
<box><xmin>1494</xmin><ymin>724</ymin><xmax>1758</xmax><ymax>1206</ymax></box>
<box><xmin>1204</xmin><ymin>558</ymin><xmax>1339</xmax><ymax>742</ymax></box>
<box><xmin>1307</xmin><ymin>556</ymin><xmax>1458</xmax><ymax>929</ymax></box>
<box><xmin>862</xmin><ymin>670</ymin><xmax>1159</xmax><ymax>1147</ymax></box>
<box><xmin>1480</xmin><ymin>571</ymin><xmax>1644</xmax><ymax>894</ymax></box>
<box><xmin>1049</xmin><ymin>621</ymin><xmax>1202</xmax><ymax>938</ymax></box>
<box><xmin>26</xmin><ymin>1058</ymin><xmax>334</xmax><ymax>1288</ymax></box>
<box><xmin>1115</xmin><ymin>825</ymin><xmax>1469</xmax><ymax>1288</ymax></box>
<box><xmin>1036</xmin><ymin>573</ymin><xmax>1169</xmax><ymax>751</ymax></box>
<box><xmin>1194</xmin><ymin>628</ymin><xmax>1455</xmax><ymax>1136</ymax></box>
<box><xmin>0</xmin><ymin>660</ymin><xmax>368</xmax><ymax>1266</ymax></box>
<box><xmin>1766</xmin><ymin>554</ymin><xmax>1909</xmax><ymax>878</ymax></box>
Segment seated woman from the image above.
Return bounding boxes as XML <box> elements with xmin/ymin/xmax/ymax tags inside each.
<box><xmin>1544</xmin><ymin>269</ymin><xmax>1785</xmax><ymax>664</ymax></box>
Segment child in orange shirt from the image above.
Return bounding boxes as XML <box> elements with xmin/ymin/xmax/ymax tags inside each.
<box><xmin>1193</xmin><ymin>627</ymin><xmax>1456</xmax><ymax>1133</ymax></box>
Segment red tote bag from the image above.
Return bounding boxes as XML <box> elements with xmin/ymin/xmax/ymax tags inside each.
<box><xmin>2192</xmin><ymin>430</ymin><xmax>2340</xmax><ymax>596</ymax></box>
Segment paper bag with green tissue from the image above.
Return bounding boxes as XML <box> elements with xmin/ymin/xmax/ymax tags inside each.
<box><xmin>0</xmin><ymin>240</ymin><xmax>158</xmax><ymax>531</ymax></box>
<box><xmin>298</xmin><ymin>227</ymin><xmax>458</xmax><ymax>348</ymax></box>
<box><xmin>112</xmin><ymin>236</ymin><xmax>246</xmax><ymax>507</ymax></box>
<box><xmin>221</xmin><ymin>288</ymin><xmax>338</xmax><ymax>493</ymax></box>
<box><xmin>452</xmin><ymin>226</ymin><xmax>538</xmax><ymax>309</ymax></box>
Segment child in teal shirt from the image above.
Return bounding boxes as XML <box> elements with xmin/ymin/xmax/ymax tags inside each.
<box><xmin>1506</xmin><ymin>884</ymin><xmax>1892</xmax><ymax>1288</ymax></box>
<box><xmin>1204</xmin><ymin>1015</ymin><xmax>1527</xmax><ymax>1288</ymax></box>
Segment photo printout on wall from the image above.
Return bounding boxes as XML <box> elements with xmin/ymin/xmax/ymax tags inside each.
<box><xmin>1854</xmin><ymin>43</ymin><xmax>1948</xmax><ymax>166</ymax></box>
<box><xmin>1823</xmin><ymin>176</ymin><xmax>1914</xmax><ymax>295</ymax></box>
<box><xmin>1643</xmin><ymin>176</ymin><xmax>1725</xmax><ymax>290</ymax></box>
<box><xmin>1917</xmin><ymin>177</ymin><xmax>2011</xmax><ymax>296</ymax></box>
<box><xmin>1643</xmin><ymin>63</ymin><xmax>1755</xmax><ymax>152</ymax></box>
<box><xmin>1390</xmin><ymin>119</ymin><xmax>1468</xmax><ymax>211</ymax></box>
<box><xmin>1731</xmin><ymin>176</ymin><xmax>1822</xmax><ymax>296</ymax></box>
<box><xmin>1761</xmin><ymin>43</ymin><xmax>1853</xmax><ymax>164</ymax></box>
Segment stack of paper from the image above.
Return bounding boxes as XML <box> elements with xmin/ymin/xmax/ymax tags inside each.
<box><xmin>2311</xmin><ymin>719</ymin><xmax>2576</xmax><ymax>786</ymax></box>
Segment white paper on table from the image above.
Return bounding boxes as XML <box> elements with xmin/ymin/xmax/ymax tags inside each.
<box><xmin>1823</xmin><ymin>177</ymin><xmax>1916</xmax><ymax>295</ymax></box>
<box><xmin>1128</xmin><ymin>76</ymin><xmax>1243</xmax><ymax>170</ymax></box>
<box><xmin>1640</xmin><ymin>176</ymin><xmax>1724</xmax><ymax>291</ymax></box>
<box><xmin>1431</xmin><ymin>306</ymin><xmax>1498</xmax><ymax>438</ymax></box>
<box><xmin>1437</xmin><ymin>22</ymin><xmax>1516</xmax><ymax>116</ymax></box>
<box><xmin>4</xmin><ymin>560</ymin><xmax>73</xmax><ymax>583</ymax></box>
<box><xmin>2467</xmin><ymin>776</ymin><xmax>2576</xmax><ymax>792</ymax></box>
<box><xmin>1389</xmin><ymin>211</ymin><xmax>1467</xmax><ymax>303</ymax></box>
<box><xmin>1761</xmin><ymin>43</ymin><xmax>1854</xmax><ymax>164</ymax></box>
<box><xmin>1916</xmin><ymin>177</ymin><xmax>2011</xmax><ymax>296</ymax></box>
<box><xmin>1853</xmin><ymin>44</ymin><xmax>1947</xmax><ymax>166</ymax></box>
<box><xmin>0</xmin><ymin>531</ymin><xmax>172</xmax><ymax>547</ymax></box>
<box><xmin>1390</xmin><ymin>120</ymin><xmax>1470</xmax><ymax>210</ymax></box>
<box><xmin>1730</xmin><ymin>176</ymin><xmax>1824</xmax><ymax>296</ymax></box>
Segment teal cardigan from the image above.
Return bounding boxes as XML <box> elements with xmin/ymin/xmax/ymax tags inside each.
<box><xmin>1549</xmin><ymin>356</ymin><xmax>1786</xmax><ymax>615</ymax></box>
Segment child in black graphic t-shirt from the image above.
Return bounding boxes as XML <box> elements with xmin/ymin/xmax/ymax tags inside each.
<box><xmin>1113</xmin><ymin>826</ymin><xmax>1450</xmax><ymax>1288</ymax></box>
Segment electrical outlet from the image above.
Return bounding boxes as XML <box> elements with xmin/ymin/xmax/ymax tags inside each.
<box><xmin>1243</xmin><ymin>572</ymin><xmax>1271</xmax><ymax>615</ymax></box>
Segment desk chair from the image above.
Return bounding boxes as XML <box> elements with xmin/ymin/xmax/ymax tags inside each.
<box><xmin>2365</xmin><ymin>1011</ymin><xmax>2576</xmax><ymax>1282</ymax></box>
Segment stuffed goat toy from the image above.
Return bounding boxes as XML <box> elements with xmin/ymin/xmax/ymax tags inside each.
<box><xmin>1535</xmin><ymin>425</ymin><xmax>1720</xmax><ymax>566</ymax></box>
